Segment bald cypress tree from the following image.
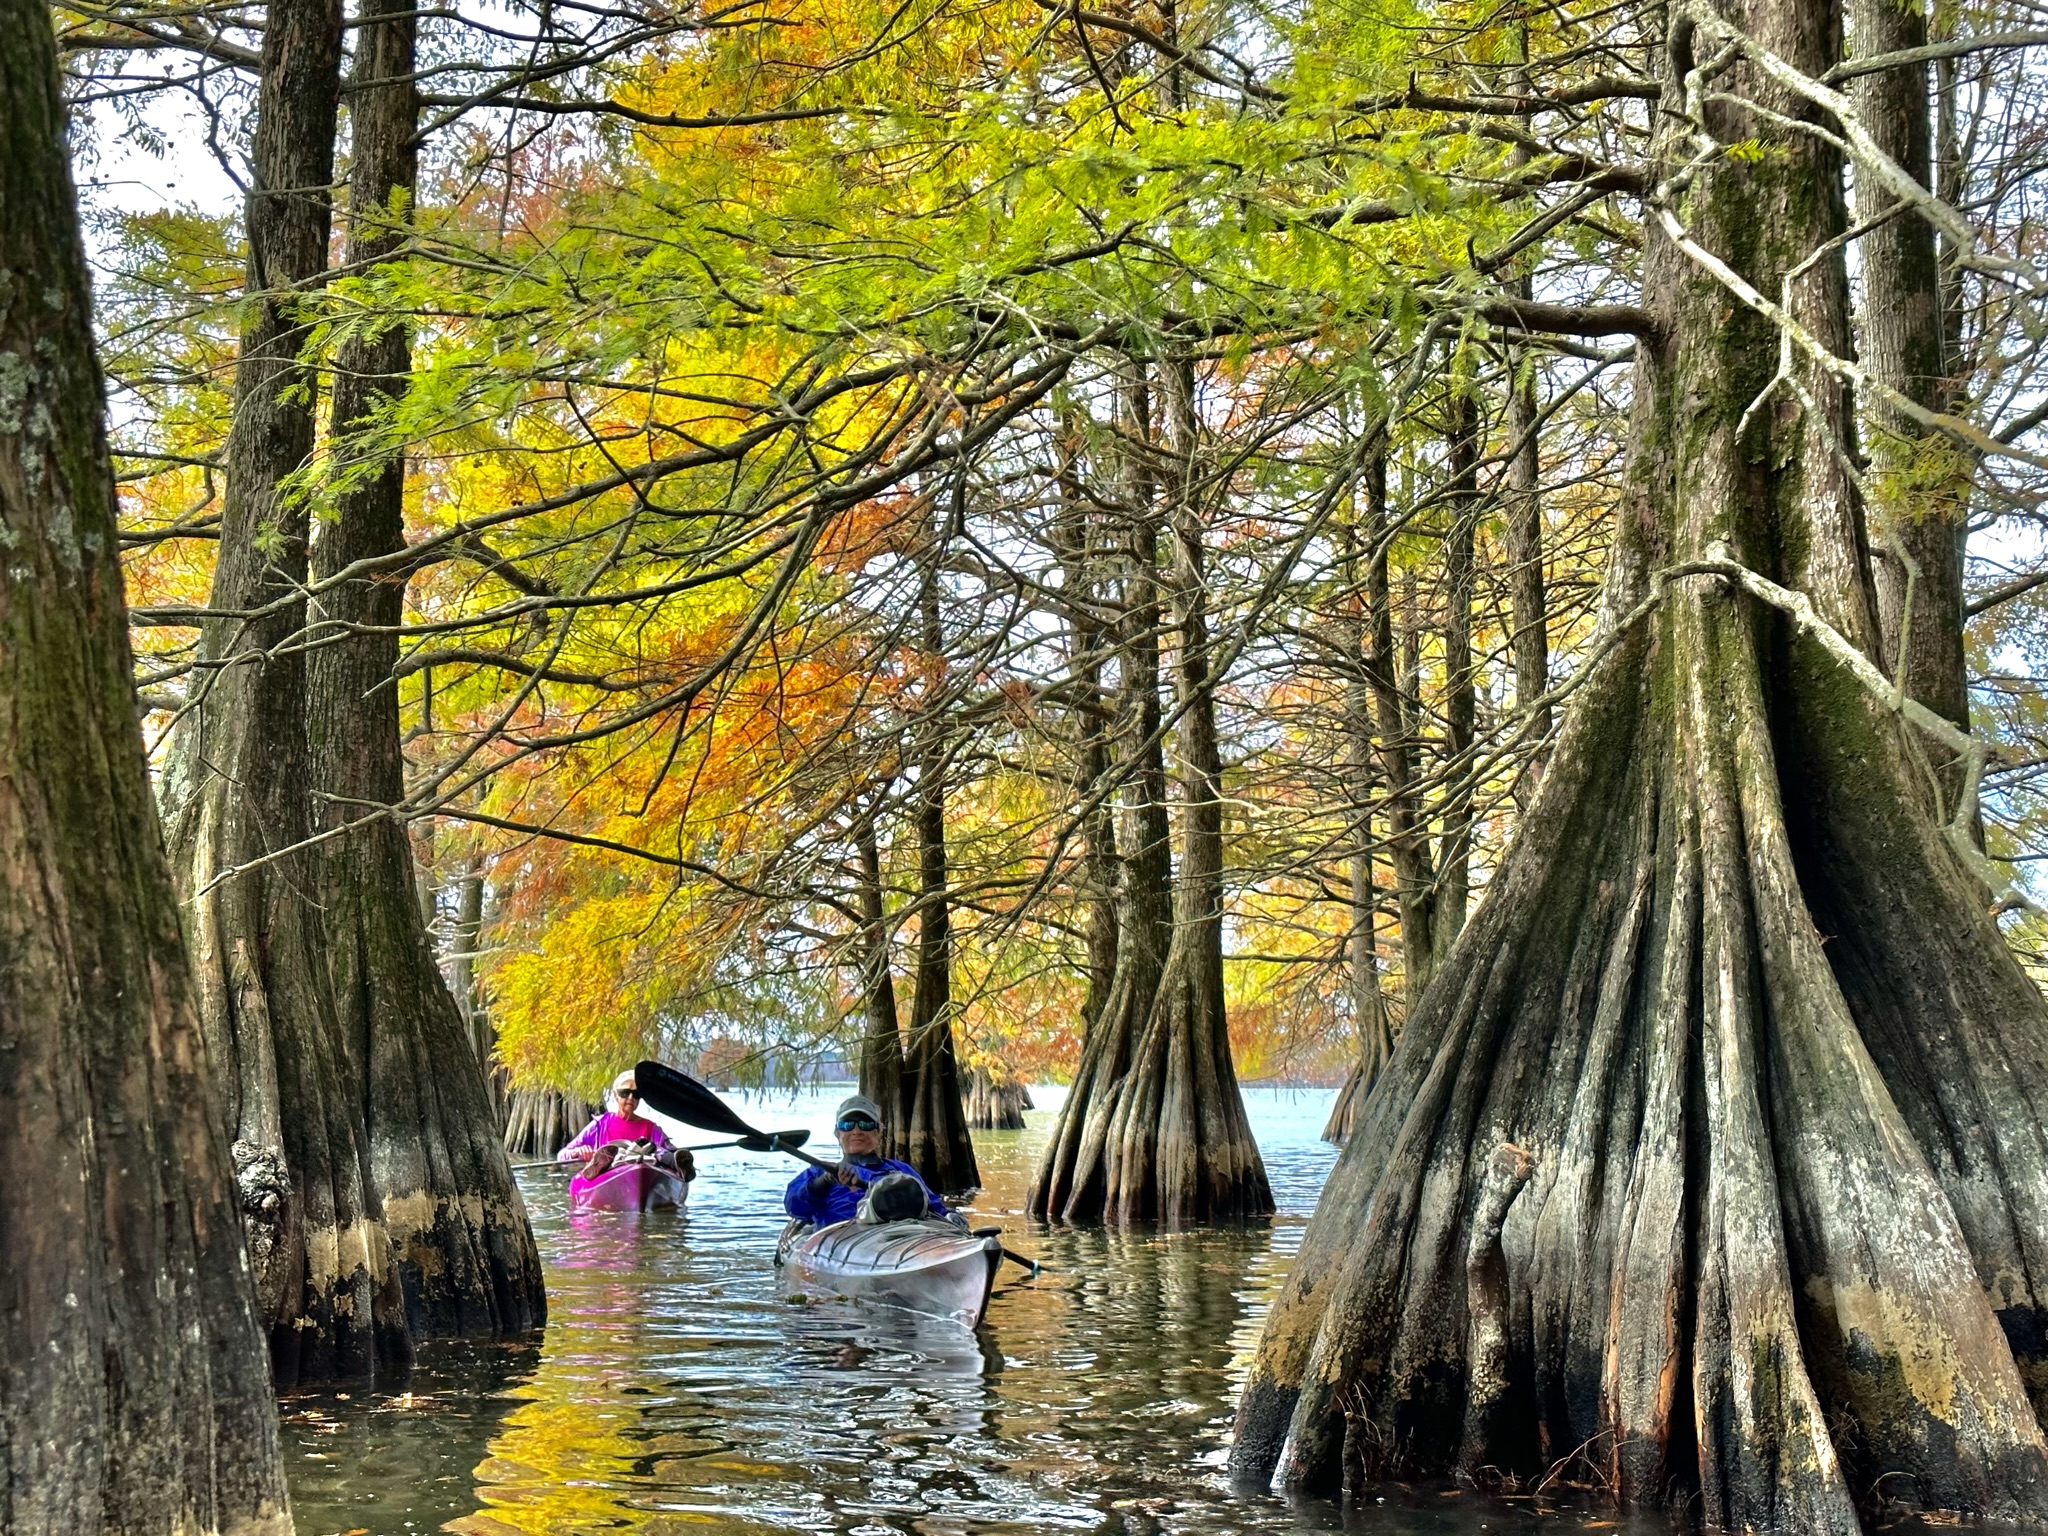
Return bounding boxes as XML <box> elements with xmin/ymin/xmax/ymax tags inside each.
<box><xmin>1231</xmin><ymin>0</ymin><xmax>2048</xmax><ymax>1523</ymax></box>
<box><xmin>0</xmin><ymin>3</ymin><xmax>292</xmax><ymax>1523</ymax></box>
<box><xmin>308</xmin><ymin>0</ymin><xmax>546</xmax><ymax>1346</ymax></box>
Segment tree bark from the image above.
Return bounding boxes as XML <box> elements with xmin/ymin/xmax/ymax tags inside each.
<box><xmin>1431</xmin><ymin>382</ymin><xmax>1478</xmax><ymax>975</ymax></box>
<box><xmin>0</xmin><ymin>9</ymin><xmax>292</xmax><ymax>1522</ymax></box>
<box><xmin>851</xmin><ymin>804</ymin><xmax>907</xmax><ymax>1141</ymax></box>
<box><xmin>1853</xmin><ymin>0</ymin><xmax>1969</xmax><ymax>736</ymax></box>
<box><xmin>899</xmin><ymin>486</ymin><xmax>979</xmax><ymax>1194</ymax></box>
<box><xmin>1030</xmin><ymin>360</ymin><xmax>1271</xmax><ymax>1224</ymax></box>
<box><xmin>157</xmin><ymin>0</ymin><xmax>411</xmax><ymax>1386</ymax></box>
<box><xmin>1230</xmin><ymin>0</ymin><xmax>2048</xmax><ymax>1523</ymax></box>
<box><xmin>307</xmin><ymin>0</ymin><xmax>546</xmax><ymax>1347</ymax></box>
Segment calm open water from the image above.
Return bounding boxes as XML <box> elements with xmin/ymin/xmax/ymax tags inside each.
<box><xmin>282</xmin><ymin>1085</ymin><xmax>1654</xmax><ymax>1536</ymax></box>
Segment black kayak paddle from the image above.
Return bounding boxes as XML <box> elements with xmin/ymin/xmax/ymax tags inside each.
<box><xmin>634</xmin><ymin>1058</ymin><xmax>1041</xmax><ymax>1277</ymax></box>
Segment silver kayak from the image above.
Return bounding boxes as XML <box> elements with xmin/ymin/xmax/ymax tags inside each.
<box><xmin>775</xmin><ymin>1218</ymin><xmax>1002</xmax><ymax>1328</ymax></box>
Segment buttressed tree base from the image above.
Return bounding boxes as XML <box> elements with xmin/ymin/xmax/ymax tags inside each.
<box><xmin>1231</xmin><ymin>0</ymin><xmax>2048</xmax><ymax>1527</ymax></box>
<box><xmin>0</xmin><ymin>0</ymin><xmax>293</xmax><ymax>1525</ymax></box>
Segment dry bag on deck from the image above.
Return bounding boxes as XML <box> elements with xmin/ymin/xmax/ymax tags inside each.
<box><xmin>856</xmin><ymin>1171</ymin><xmax>927</xmax><ymax>1224</ymax></box>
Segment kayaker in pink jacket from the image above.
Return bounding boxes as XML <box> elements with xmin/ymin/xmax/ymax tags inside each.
<box><xmin>559</xmin><ymin>1070</ymin><xmax>693</xmax><ymax>1178</ymax></box>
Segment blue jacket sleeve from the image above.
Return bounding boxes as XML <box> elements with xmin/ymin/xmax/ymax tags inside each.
<box><xmin>784</xmin><ymin>1165</ymin><xmax>831</xmax><ymax>1221</ymax></box>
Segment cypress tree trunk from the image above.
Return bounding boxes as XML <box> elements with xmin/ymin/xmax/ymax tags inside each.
<box><xmin>1364</xmin><ymin>452</ymin><xmax>1438</xmax><ymax>1001</ymax></box>
<box><xmin>964</xmin><ymin>1070</ymin><xmax>1032</xmax><ymax>1130</ymax></box>
<box><xmin>1430</xmin><ymin>384</ymin><xmax>1478</xmax><ymax>975</ymax></box>
<box><xmin>1852</xmin><ymin>0</ymin><xmax>1968</xmax><ymax>733</ymax></box>
<box><xmin>449</xmin><ymin>860</ymin><xmax>504</xmax><ymax>1117</ymax></box>
<box><xmin>852</xmin><ymin>805</ymin><xmax>907</xmax><ymax>1143</ymax></box>
<box><xmin>1054</xmin><ymin>417</ymin><xmax>1121</xmax><ymax>1030</ymax></box>
<box><xmin>307</xmin><ymin>0</ymin><xmax>545</xmax><ymax>1344</ymax></box>
<box><xmin>157</xmin><ymin>0</ymin><xmax>410</xmax><ymax>1385</ymax></box>
<box><xmin>1504</xmin><ymin>326</ymin><xmax>1552</xmax><ymax>779</ymax></box>
<box><xmin>1030</xmin><ymin>369</ymin><xmax>1177</xmax><ymax>1222</ymax></box>
<box><xmin>1231</xmin><ymin>0</ymin><xmax>2048</xmax><ymax>1523</ymax></box>
<box><xmin>502</xmin><ymin>1090</ymin><xmax>592</xmax><ymax>1159</ymax></box>
<box><xmin>899</xmin><ymin>490</ymin><xmax>978</xmax><ymax>1193</ymax></box>
<box><xmin>0</xmin><ymin>9</ymin><xmax>292</xmax><ymax>1522</ymax></box>
<box><xmin>1326</xmin><ymin>485</ymin><xmax>1396</xmax><ymax>1147</ymax></box>
<box><xmin>1031</xmin><ymin>363</ymin><xmax>1271</xmax><ymax>1223</ymax></box>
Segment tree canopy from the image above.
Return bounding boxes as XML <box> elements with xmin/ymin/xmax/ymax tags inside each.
<box><xmin>66</xmin><ymin>0</ymin><xmax>2048</xmax><ymax>1112</ymax></box>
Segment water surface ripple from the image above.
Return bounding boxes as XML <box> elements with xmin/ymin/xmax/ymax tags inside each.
<box><xmin>282</xmin><ymin>1085</ymin><xmax>1634</xmax><ymax>1536</ymax></box>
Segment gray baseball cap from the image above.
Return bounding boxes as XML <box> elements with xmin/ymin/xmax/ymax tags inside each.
<box><xmin>834</xmin><ymin>1093</ymin><xmax>883</xmax><ymax>1125</ymax></box>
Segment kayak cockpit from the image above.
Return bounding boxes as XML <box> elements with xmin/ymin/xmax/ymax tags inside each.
<box><xmin>776</xmin><ymin>1218</ymin><xmax>1002</xmax><ymax>1328</ymax></box>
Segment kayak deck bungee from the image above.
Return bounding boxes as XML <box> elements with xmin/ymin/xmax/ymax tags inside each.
<box><xmin>776</xmin><ymin>1218</ymin><xmax>1003</xmax><ymax>1328</ymax></box>
<box><xmin>569</xmin><ymin>1159</ymin><xmax>689</xmax><ymax>1213</ymax></box>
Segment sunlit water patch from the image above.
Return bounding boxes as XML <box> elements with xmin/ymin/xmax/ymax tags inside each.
<box><xmin>283</xmin><ymin>1085</ymin><xmax>1659</xmax><ymax>1536</ymax></box>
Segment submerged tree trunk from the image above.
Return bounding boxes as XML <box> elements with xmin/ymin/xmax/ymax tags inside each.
<box><xmin>1231</xmin><ymin>1</ymin><xmax>2048</xmax><ymax>1525</ymax></box>
<box><xmin>899</xmin><ymin>488</ymin><xmax>979</xmax><ymax>1194</ymax></box>
<box><xmin>502</xmin><ymin>1090</ymin><xmax>593</xmax><ymax>1159</ymax></box>
<box><xmin>307</xmin><ymin>0</ymin><xmax>545</xmax><ymax>1346</ymax></box>
<box><xmin>964</xmin><ymin>1070</ymin><xmax>1033</xmax><ymax>1130</ymax></box>
<box><xmin>1031</xmin><ymin>367</ymin><xmax>1177</xmax><ymax>1222</ymax></box>
<box><xmin>1031</xmin><ymin>361</ymin><xmax>1271</xmax><ymax>1224</ymax></box>
<box><xmin>0</xmin><ymin>14</ymin><xmax>293</xmax><ymax>1524</ymax></box>
<box><xmin>157</xmin><ymin>0</ymin><xmax>411</xmax><ymax>1386</ymax></box>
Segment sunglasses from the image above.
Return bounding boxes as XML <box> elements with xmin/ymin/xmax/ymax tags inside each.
<box><xmin>615</xmin><ymin>1088</ymin><xmax>640</xmax><ymax>1099</ymax></box>
<box><xmin>835</xmin><ymin>1116</ymin><xmax>879</xmax><ymax>1132</ymax></box>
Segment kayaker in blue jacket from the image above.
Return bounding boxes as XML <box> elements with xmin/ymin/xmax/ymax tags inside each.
<box><xmin>784</xmin><ymin>1093</ymin><xmax>957</xmax><ymax>1226</ymax></box>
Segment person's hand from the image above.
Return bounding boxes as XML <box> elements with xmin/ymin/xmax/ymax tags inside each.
<box><xmin>568</xmin><ymin>1146</ymin><xmax>593</xmax><ymax>1161</ymax></box>
<box><xmin>807</xmin><ymin>1169</ymin><xmax>836</xmax><ymax>1196</ymax></box>
<box><xmin>835</xmin><ymin>1160</ymin><xmax>864</xmax><ymax>1188</ymax></box>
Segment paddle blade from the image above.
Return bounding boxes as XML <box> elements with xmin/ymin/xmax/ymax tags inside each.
<box><xmin>736</xmin><ymin>1128</ymin><xmax>811</xmax><ymax>1153</ymax></box>
<box><xmin>634</xmin><ymin>1060</ymin><xmax>759</xmax><ymax>1138</ymax></box>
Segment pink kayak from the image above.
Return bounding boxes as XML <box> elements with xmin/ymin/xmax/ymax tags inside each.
<box><xmin>568</xmin><ymin>1159</ymin><xmax>689</xmax><ymax>1213</ymax></box>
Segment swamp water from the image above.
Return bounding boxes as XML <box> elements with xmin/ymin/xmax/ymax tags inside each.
<box><xmin>284</xmin><ymin>1085</ymin><xmax>1658</xmax><ymax>1536</ymax></box>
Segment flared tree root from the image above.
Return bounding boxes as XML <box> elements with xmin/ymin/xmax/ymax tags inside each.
<box><xmin>1229</xmin><ymin>584</ymin><xmax>2048</xmax><ymax>1528</ymax></box>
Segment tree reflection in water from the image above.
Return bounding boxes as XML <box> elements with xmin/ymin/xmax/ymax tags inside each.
<box><xmin>285</xmin><ymin>1087</ymin><xmax>1388</xmax><ymax>1536</ymax></box>
<box><xmin>279</xmin><ymin>1335</ymin><xmax>540</xmax><ymax>1534</ymax></box>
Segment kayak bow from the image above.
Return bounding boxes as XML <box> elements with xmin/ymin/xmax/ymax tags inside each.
<box><xmin>776</xmin><ymin>1218</ymin><xmax>1002</xmax><ymax>1328</ymax></box>
<box><xmin>569</xmin><ymin>1158</ymin><xmax>689</xmax><ymax>1213</ymax></box>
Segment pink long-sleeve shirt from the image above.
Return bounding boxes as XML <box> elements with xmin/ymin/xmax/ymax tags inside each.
<box><xmin>557</xmin><ymin>1110</ymin><xmax>673</xmax><ymax>1160</ymax></box>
